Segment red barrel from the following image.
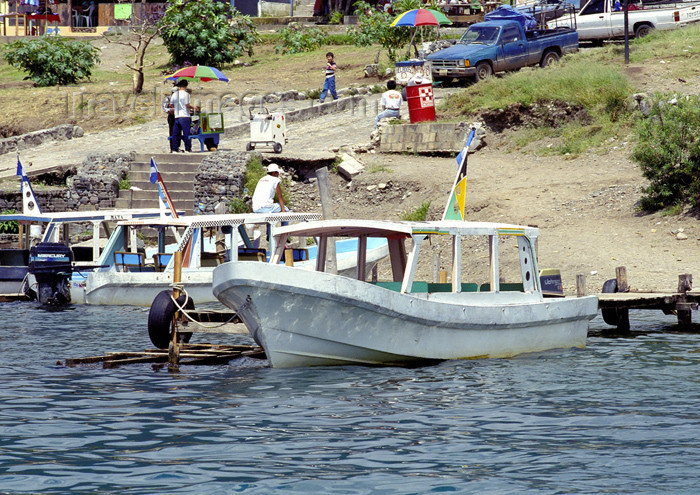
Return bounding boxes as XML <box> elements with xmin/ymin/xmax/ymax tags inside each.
<box><xmin>406</xmin><ymin>83</ymin><xmax>436</xmax><ymax>123</ymax></box>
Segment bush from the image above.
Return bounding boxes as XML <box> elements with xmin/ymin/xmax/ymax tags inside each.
<box><xmin>275</xmin><ymin>23</ymin><xmax>328</xmax><ymax>54</ymax></box>
<box><xmin>244</xmin><ymin>156</ymin><xmax>290</xmax><ymax>206</ymax></box>
<box><xmin>400</xmin><ymin>201</ymin><xmax>431</xmax><ymax>221</ymax></box>
<box><xmin>348</xmin><ymin>1</ymin><xmax>413</xmax><ymax>62</ymax></box>
<box><xmin>229</xmin><ymin>197</ymin><xmax>250</xmax><ymax>214</ymax></box>
<box><xmin>0</xmin><ymin>209</ymin><xmax>19</xmax><ymax>234</ymax></box>
<box><xmin>632</xmin><ymin>94</ymin><xmax>700</xmax><ymax>211</ymax></box>
<box><xmin>159</xmin><ymin>0</ymin><xmax>259</xmax><ymax>66</ymax></box>
<box><xmin>3</xmin><ymin>36</ymin><xmax>100</xmax><ymax>86</ymax></box>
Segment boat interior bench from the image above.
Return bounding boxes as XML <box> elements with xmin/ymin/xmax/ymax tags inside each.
<box><xmin>115</xmin><ymin>251</ymin><xmax>156</xmax><ymax>272</ymax></box>
<box><xmin>0</xmin><ymin>249</ymin><xmax>29</xmax><ymax>266</ymax></box>
<box><xmin>238</xmin><ymin>247</ymin><xmax>267</xmax><ymax>262</ymax></box>
<box><xmin>370</xmin><ymin>281</ymin><xmax>524</xmax><ymax>293</ymax></box>
<box><xmin>152</xmin><ymin>252</ymin><xmax>172</xmax><ymax>272</ymax></box>
<box><xmin>280</xmin><ymin>248</ymin><xmax>309</xmax><ymax>263</ymax></box>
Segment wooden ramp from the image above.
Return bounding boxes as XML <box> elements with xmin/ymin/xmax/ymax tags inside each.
<box><xmin>64</xmin><ymin>343</ymin><xmax>266</xmax><ymax>369</ymax></box>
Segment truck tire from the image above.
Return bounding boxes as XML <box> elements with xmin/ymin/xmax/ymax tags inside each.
<box><xmin>474</xmin><ymin>62</ymin><xmax>492</xmax><ymax>82</ymax></box>
<box><xmin>635</xmin><ymin>24</ymin><xmax>652</xmax><ymax>38</ymax></box>
<box><xmin>540</xmin><ymin>51</ymin><xmax>560</xmax><ymax>68</ymax></box>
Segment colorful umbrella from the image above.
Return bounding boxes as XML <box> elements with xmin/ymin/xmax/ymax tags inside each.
<box><xmin>390</xmin><ymin>8</ymin><xmax>452</xmax><ymax>27</ymax></box>
<box><xmin>165</xmin><ymin>65</ymin><xmax>229</xmax><ymax>83</ymax></box>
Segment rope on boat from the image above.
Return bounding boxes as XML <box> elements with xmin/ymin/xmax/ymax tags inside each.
<box><xmin>168</xmin><ymin>283</ymin><xmax>240</xmax><ymax>329</ymax></box>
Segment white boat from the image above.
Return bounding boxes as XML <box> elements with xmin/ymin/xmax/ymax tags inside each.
<box><xmin>82</xmin><ymin>212</ymin><xmax>390</xmax><ymax>306</ymax></box>
<box><xmin>0</xmin><ymin>208</ymin><xmax>166</xmax><ymax>302</ymax></box>
<box><xmin>212</xmin><ymin>219</ymin><xmax>599</xmax><ymax>368</ymax></box>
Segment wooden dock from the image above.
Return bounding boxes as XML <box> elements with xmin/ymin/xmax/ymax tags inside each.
<box><xmin>588</xmin><ymin>268</ymin><xmax>698</xmax><ymax>331</ymax></box>
<box><xmin>63</xmin><ymin>343</ymin><xmax>265</xmax><ymax>369</ymax></box>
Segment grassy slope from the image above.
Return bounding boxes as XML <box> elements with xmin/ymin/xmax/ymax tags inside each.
<box><xmin>440</xmin><ymin>24</ymin><xmax>700</xmax><ymax>156</ymax></box>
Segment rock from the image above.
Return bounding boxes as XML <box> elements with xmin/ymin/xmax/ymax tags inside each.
<box><xmin>378</xmin><ymin>183</ymin><xmax>387</xmax><ymax>190</ymax></box>
<box><xmin>367</xmin><ymin>185</ymin><xmax>377</xmax><ymax>191</ymax></box>
<box><xmin>337</xmin><ymin>152</ymin><xmax>364</xmax><ymax>180</ymax></box>
<box><xmin>676</xmin><ymin>232</ymin><xmax>688</xmax><ymax>240</ymax></box>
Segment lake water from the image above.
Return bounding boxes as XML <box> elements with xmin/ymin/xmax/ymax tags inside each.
<box><xmin>1</xmin><ymin>302</ymin><xmax>699</xmax><ymax>494</ymax></box>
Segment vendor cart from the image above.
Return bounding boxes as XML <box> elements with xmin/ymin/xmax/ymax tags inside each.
<box><xmin>246</xmin><ymin>108</ymin><xmax>287</xmax><ymax>154</ymax></box>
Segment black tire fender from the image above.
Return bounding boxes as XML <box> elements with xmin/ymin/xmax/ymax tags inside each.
<box><xmin>601</xmin><ymin>278</ymin><xmax>618</xmax><ymax>326</ymax></box>
<box><xmin>148</xmin><ymin>290</ymin><xmax>194</xmax><ymax>349</ymax></box>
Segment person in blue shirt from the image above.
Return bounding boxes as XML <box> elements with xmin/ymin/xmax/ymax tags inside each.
<box><xmin>614</xmin><ymin>0</ymin><xmax>621</xmax><ymax>11</ymax></box>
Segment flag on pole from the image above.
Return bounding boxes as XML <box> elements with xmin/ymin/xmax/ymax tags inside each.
<box><xmin>442</xmin><ymin>127</ymin><xmax>476</xmax><ymax>221</ymax></box>
<box><xmin>149</xmin><ymin>158</ymin><xmax>159</xmax><ymax>184</ymax></box>
<box><xmin>16</xmin><ymin>153</ymin><xmax>41</xmax><ymax>215</ymax></box>
<box><xmin>150</xmin><ymin>158</ymin><xmax>178</xmax><ymax>219</ymax></box>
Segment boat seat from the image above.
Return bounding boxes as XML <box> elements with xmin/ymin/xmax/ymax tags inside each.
<box><xmin>280</xmin><ymin>247</ymin><xmax>309</xmax><ymax>263</ymax></box>
<box><xmin>152</xmin><ymin>252</ymin><xmax>172</xmax><ymax>272</ymax></box>
<box><xmin>0</xmin><ymin>249</ymin><xmax>30</xmax><ymax>266</ymax></box>
<box><xmin>201</xmin><ymin>251</ymin><xmax>225</xmax><ymax>267</ymax></box>
<box><xmin>114</xmin><ymin>251</ymin><xmax>155</xmax><ymax>272</ymax></box>
<box><xmin>479</xmin><ymin>282</ymin><xmax>524</xmax><ymax>292</ymax></box>
<box><xmin>238</xmin><ymin>247</ymin><xmax>267</xmax><ymax>262</ymax></box>
<box><xmin>426</xmin><ymin>282</ymin><xmax>479</xmax><ymax>293</ymax></box>
<box><xmin>371</xmin><ymin>281</ymin><xmax>429</xmax><ymax>293</ymax></box>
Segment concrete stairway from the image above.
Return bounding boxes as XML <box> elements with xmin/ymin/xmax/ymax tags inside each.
<box><xmin>114</xmin><ymin>153</ymin><xmax>204</xmax><ymax>215</ymax></box>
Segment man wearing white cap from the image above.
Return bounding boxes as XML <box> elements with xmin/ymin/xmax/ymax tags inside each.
<box><xmin>252</xmin><ymin>163</ymin><xmax>288</xmax><ymax>213</ymax></box>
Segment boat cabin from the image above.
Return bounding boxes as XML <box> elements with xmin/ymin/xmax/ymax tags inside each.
<box><xmin>102</xmin><ymin>211</ymin><xmax>322</xmax><ymax>273</ymax></box>
<box><xmin>270</xmin><ymin>219</ymin><xmax>546</xmax><ymax>297</ymax></box>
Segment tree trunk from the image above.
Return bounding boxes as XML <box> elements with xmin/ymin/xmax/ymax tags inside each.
<box><xmin>133</xmin><ymin>45</ymin><xmax>146</xmax><ymax>94</ymax></box>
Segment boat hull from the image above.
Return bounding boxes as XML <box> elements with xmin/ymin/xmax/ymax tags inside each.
<box><xmin>213</xmin><ymin>263</ymin><xmax>599</xmax><ymax>368</ymax></box>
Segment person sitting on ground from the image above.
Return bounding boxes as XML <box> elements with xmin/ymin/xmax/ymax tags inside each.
<box><xmin>374</xmin><ymin>80</ymin><xmax>403</xmax><ymax>130</ymax></box>
<box><xmin>252</xmin><ymin>164</ymin><xmax>289</xmax><ymax>213</ymax></box>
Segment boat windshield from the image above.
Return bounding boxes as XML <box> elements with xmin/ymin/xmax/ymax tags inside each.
<box><xmin>459</xmin><ymin>26</ymin><xmax>501</xmax><ymax>45</ymax></box>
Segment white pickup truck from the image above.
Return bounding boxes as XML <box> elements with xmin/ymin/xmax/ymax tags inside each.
<box><xmin>550</xmin><ymin>0</ymin><xmax>700</xmax><ymax>41</ymax></box>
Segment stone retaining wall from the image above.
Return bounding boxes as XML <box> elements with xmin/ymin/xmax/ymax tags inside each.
<box><xmin>194</xmin><ymin>152</ymin><xmax>249</xmax><ymax>213</ymax></box>
<box><xmin>225</xmin><ymin>95</ymin><xmax>372</xmax><ymax>138</ymax></box>
<box><xmin>378</xmin><ymin>122</ymin><xmax>483</xmax><ymax>153</ymax></box>
<box><xmin>0</xmin><ymin>125</ymin><xmax>84</xmax><ymax>155</ymax></box>
<box><xmin>66</xmin><ymin>153</ymin><xmax>133</xmax><ymax>210</ymax></box>
<box><xmin>0</xmin><ymin>189</ymin><xmax>67</xmax><ymax>213</ymax></box>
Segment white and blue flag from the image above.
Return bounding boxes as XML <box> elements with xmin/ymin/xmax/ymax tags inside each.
<box><xmin>149</xmin><ymin>157</ymin><xmax>159</xmax><ymax>184</ymax></box>
<box><xmin>16</xmin><ymin>153</ymin><xmax>41</xmax><ymax>215</ymax></box>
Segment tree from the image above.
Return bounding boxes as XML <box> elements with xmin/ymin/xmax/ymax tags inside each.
<box><xmin>158</xmin><ymin>0</ymin><xmax>259</xmax><ymax>67</ymax></box>
<box><xmin>103</xmin><ymin>2</ymin><xmax>161</xmax><ymax>94</ymax></box>
<box><xmin>347</xmin><ymin>1</ymin><xmax>417</xmax><ymax>62</ymax></box>
<box><xmin>3</xmin><ymin>36</ymin><xmax>100</xmax><ymax>87</ymax></box>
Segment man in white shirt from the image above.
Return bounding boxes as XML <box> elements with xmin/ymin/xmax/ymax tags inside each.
<box><xmin>252</xmin><ymin>163</ymin><xmax>288</xmax><ymax>213</ymax></box>
<box><xmin>170</xmin><ymin>79</ymin><xmax>192</xmax><ymax>153</ymax></box>
<box><xmin>374</xmin><ymin>80</ymin><xmax>402</xmax><ymax>130</ymax></box>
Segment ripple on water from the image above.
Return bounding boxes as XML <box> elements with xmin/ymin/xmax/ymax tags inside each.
<box><xmin>0</xmin><ymin>304</ymin><xmax>699</xmax><ymax>493</ymax></box>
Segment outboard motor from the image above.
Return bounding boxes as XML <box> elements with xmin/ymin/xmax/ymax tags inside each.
<box><xmin>28</xmin><ymin>242</ymin><xmax>73</xmax><ymax>305</ymax></box>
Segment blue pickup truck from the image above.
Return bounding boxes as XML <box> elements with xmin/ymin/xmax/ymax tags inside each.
<box><xmin>427</xmin><ymin>9</ymin><xmax>579</xmax><ymax>83</ymax></box>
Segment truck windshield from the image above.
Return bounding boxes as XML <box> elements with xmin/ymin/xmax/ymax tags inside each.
<box><xmin>459</xmin><ymin>26</ymin><xmax>501</xmax><ymax>45</ymax></box>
